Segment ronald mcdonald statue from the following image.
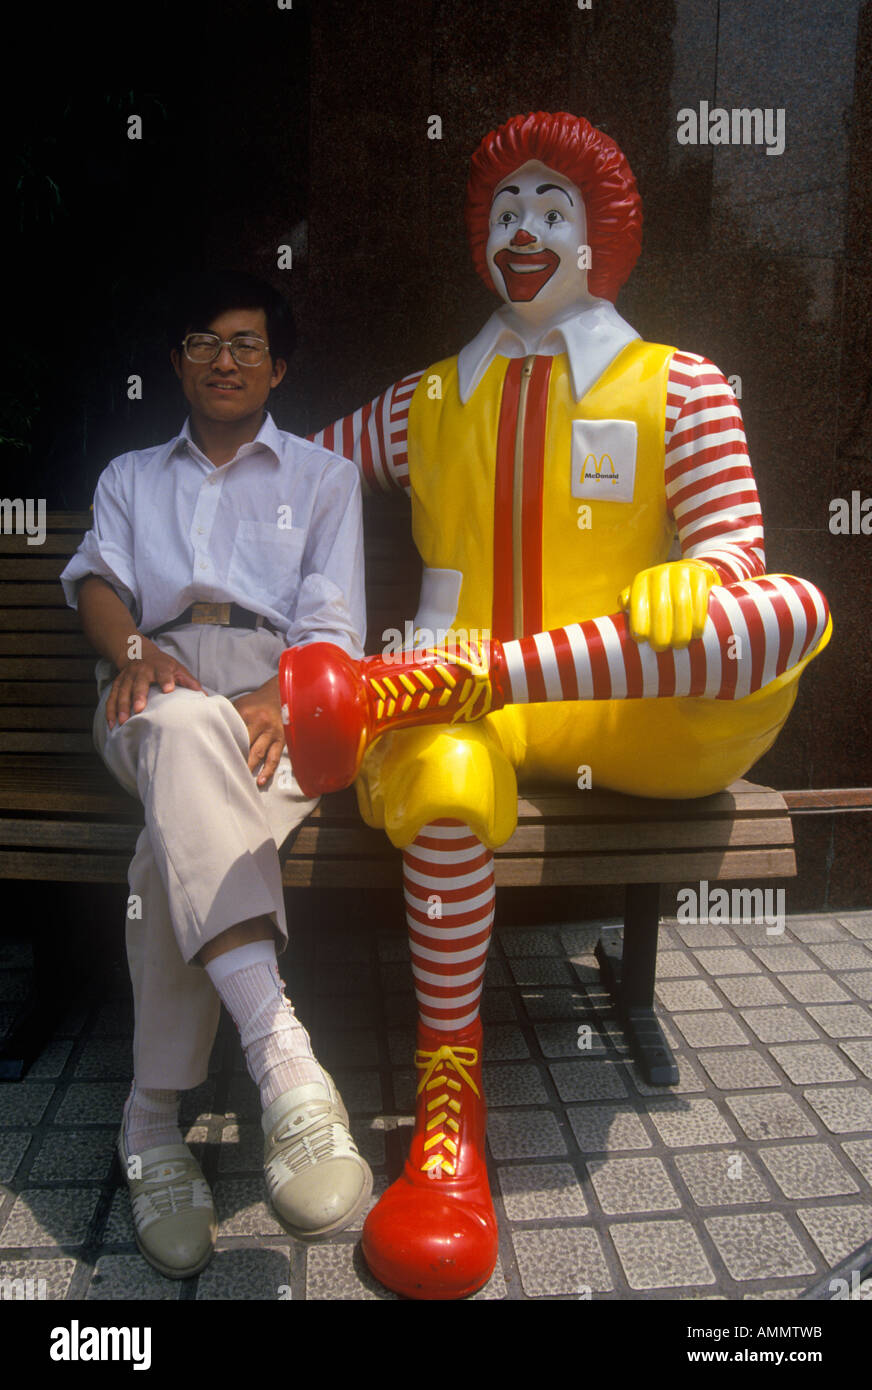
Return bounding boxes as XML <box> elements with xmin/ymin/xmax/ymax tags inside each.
<box><xmin>281</xmin><ymin>113</ymin><xmax>832</xmax><ymax>1298</ymax></box>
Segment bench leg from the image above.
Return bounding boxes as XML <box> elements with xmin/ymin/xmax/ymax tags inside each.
<box><xmin>594</xmin><ymin>883</ymin><xmax>679</xmax><ymax>1085</ymax></box>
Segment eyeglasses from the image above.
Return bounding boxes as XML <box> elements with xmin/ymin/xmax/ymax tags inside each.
<box><xmin>182</xmin><ymin>333</ymin><xmax>270</xmax><ymax>366</ymax></box>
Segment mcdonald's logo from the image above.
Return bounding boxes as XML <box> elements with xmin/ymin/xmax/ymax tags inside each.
<box><xmin>582</xmin><ymin>452</ymin><xmax>620</xmax><ymax>484</ymax></box>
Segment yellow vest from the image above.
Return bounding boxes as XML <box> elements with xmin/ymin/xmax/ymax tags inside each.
<box><xmin>407</xmin><ymin>340</ymin><xmax>675</xmax><ymax>638</ymax></box>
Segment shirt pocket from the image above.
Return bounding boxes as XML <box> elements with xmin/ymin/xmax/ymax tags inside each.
<box><xmin>570</xmin><ymin>419</ymin><xmax>638</xmax><ymax>503</ymax></box>
<box><xmin>227</xmin><ymin>520</ymin><xmax>306</xmax><ymax>611</ymax></box>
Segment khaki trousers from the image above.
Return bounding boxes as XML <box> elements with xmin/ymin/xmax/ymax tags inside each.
<box><xmin>93</xmin><ymin>624</ymin><xmax>317</xmax><ymax>1089</ymax></box>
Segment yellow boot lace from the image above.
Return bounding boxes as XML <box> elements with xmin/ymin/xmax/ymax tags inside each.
<box><xmin>414</xmin><ymin>1044</ymin><xmax>480</xmax><ymax>1178</ymax></box>
<box><xmin>369</xmin><ymin>639</ymin><xmax>493</xmax><ymax>727</ymax></box>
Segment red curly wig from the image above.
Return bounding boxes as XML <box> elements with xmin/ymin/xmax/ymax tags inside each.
<box><xmin>465</xmin><ymin>112</ymin><xmax>643</xmax><ymax>303</ymax></box>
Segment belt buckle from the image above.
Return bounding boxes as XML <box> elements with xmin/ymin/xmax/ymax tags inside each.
<box><xmin>191</xmin><ymin>602</ymin><xmax>231</xmax><ymax>626</ymax></box>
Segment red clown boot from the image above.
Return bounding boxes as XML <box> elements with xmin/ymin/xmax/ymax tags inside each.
<box><xmin>362</xmin><ymin>1017</ymin><xmax>498</xmax><ymax>1300</ymax></box>
<box><xmin>279</xmin><ymin>638</ymin><xmax>508</xmax><ymax>797</ymax></box>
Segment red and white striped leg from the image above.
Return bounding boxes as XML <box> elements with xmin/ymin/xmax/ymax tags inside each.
<box><xmin>500</xmin><ymin>575</ymin><xmax>830</xmax><ymax>703</ymax></box>
<box><xmin>361</xmin><ymin>820</ymin><xmax>498</xmax><ymax>1300</ymax></box>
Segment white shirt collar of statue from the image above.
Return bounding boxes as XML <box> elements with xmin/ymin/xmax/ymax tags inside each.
<box><xmin>456</xmin><ymin>298</ymin><xmax>639</xmax><ymax>404</ymax></box>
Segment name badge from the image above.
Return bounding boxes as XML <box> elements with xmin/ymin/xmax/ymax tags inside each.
<box><xmin>570</xmin><ymin>419</ymin><xmax>637</xmax><ymax>503</ymax></box>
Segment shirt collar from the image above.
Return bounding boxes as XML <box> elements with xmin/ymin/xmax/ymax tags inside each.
<box><xmin>456</xmin><ymin>298</ymin><xmax>639</xmax><ymax>404</ymax></box>
<box><xmin>169</xmin><ymin>411</ymin><xmax>283</xmax><ymax>466</ymax></box>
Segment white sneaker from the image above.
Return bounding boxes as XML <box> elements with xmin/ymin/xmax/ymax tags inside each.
<box><xmin>118</xmin><ymin>1131</ymin><xmax>217</xmax><ymax>1279</ymax></box>
<box><xmin>262</xmin><ymin>1069</ymin><xmax>373</xmax><ymax>1239</ymax></box>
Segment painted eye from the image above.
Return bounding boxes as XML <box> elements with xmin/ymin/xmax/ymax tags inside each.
<box><xmin>496</xmin><ymin>210</ymin><xmax>517</xmax><ymax>226</ymax></box>
<box><xmin>545</xmin><ymin>209</ymin><xmax>564</xmax><ymax>225</ymax></box>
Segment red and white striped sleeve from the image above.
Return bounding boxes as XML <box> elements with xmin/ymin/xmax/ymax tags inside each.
<box><xmin>307</xmin><ymin>371</ymin><xmax>421</xmax><ymax>496</ymax></box>
<box><xmin>664</xmin><ymin>351</ymin><xmax>766</xmax><ymax>582</ymax></box>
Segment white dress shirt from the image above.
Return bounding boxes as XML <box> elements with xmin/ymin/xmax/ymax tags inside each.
<box><xmin>61</xmin><ymin>412</ymin><xmax>366</xmax><ymax>658</ymax></box>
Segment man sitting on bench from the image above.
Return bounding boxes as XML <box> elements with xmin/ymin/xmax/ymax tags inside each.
<box><xmin>60</xmin><ymin>270</ymin><xmax>372</xmax><ymax>1279</ymax></box>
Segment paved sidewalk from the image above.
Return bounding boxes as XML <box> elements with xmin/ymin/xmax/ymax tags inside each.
<box><xmin>1</xmin><ymin>909</ymin><xmax>872</xmax><ymax>1301</ymax></box>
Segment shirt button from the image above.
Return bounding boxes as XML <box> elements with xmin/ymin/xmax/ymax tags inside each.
<box><xmin>199</xmin><ymin>561</ymin><xmax>208</xmax><ymax>570</ymax></box>
<box><xmin>197</xmin><ymin>527</ymin><xmax>205</xmax><ymax>535</ymax></box>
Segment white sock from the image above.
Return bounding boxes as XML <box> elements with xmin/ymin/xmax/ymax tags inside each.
<box><xmin>204</xmin><ymin>940</ymin><xmax>323</xmax><ymax>1109</ymax></box>
<box><xmin>123</xmin><ymin>1083</ymin><xmax>182</xmax><ymax>1156</ymax></box>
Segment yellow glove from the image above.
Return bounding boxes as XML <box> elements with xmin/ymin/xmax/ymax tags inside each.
<box><xmin>619</xmin><ymin>560</ymin><xmax>722</xmax><ymax>651</ymax></box>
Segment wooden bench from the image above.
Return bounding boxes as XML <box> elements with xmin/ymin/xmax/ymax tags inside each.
<box><xmin>0</xmin><ymin>506</ymin><xmax>798</xmax><ymax>1082</ymax></box>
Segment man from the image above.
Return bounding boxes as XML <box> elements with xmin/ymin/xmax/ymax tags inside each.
<box><xmin>61</xmin><ymin>270</ymin><xmax>372</xmax><ymax>1279</ymax></box>
<box><xmin>290</xmin><ymin>113</ymin><xmax>831</xmax><ymax>1299</ymax></box>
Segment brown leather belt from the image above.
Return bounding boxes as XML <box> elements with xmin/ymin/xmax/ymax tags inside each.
<box><xmin>146</xmin><ymin>602</ymin><xmax>279</xmax><ymax>640</ymax></box>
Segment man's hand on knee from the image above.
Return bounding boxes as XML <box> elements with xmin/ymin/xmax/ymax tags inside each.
<box><xmin>107</xmin><ymin>639</ymin><xmax>203</xmax><ymax>729</ymax></box>
<box><xmin>232</xmin><ymin>675</ymin><xmax>285</xmax><ymax>788</ymax></box>
<box><xmin>620</xmin><ymin>560</ymin><xmax>721</xmax><ymax>651</ymax></box>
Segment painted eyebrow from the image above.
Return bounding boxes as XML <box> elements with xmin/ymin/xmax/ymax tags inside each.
<box><xmin>493</xmin><ymin>185</ymin><xmax>520</xmax><ymax>199</ymax></box>
<box><xmin>536</xmin><ymin>183</ymin><xmax>573</xmax><ymax>203</ymax></box>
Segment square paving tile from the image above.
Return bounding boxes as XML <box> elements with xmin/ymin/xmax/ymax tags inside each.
<box><xmin>752</xmin><ymin>946</ymin><xmax>818</xmax><ymax>972</ymax></box>
<box><xmin>716</xmin><ymin>976</ymin><xmax>787</xmax><ymax>1006</ymax></box>
<box><xmin>806</xmin><ymin>1004</ymin><xmax>872</xmax><ymax>1038</ymax></box>
<box><xmin>696</xmin><ymin>1049</ymin><xmax>782</xmax><ymax>1090</ymax></box>
<box><xmin>305</xmin><ymin>1242</ymin><xmax>400</xmax><ymax>1300</ymax></box>
<box><xmin>769</xmin><ymin>1043</ymin><xmax>857</xmax><ymax>1085</ymax></box>
<box><xmin>788</xmin><ymin>918</ymin><xmax>851</xmax><ymax>943</ymax></box>
<box><xmin>837</xmin><ymin>914</ymin><xmax>872</xmax><ymax>939</ymax></box>
<box><xmin>780</xmin><ymin>973</ymin><xmax>851</xmax><ymax>1004</ymax></box>
<box><xmin>694</xmin><ymin>950</ymin><xmax>758</xmax><ymax>976</ymax></box>
<box><xmin>647</xmin><ymin>1098</ymin><xmax>737</xmax><ymax>1148</ymax></box>
<box><xmin>533</xmin><ymin>1020</ymin><xmax>608</xmax><ymax>1058</ymax></box>
<box><xmin>843</xmin><ymin>973</ymin><xmax>872</xmax><ymax>1001</ymax></box>
<box><xmin>0</xmin><ymin>1188</ymin><xmax>100</xmax><ymax>1248</ymax></box>
<box><xmin>486</xmin><ymin>1110</ymin><xmax>567</xmax><ymax>1161</ymax></box>
<box><xmin>796</xmin><ymin>1204</ymin><xmax>872</xmax><ymax>1266</ymax></box>
<box><xmin>196</xmin><ymin>1245</ymin><xmax>291</xmax><ymax>1300</ymax></box>
<box><xmin>757</xmin><ymin>1143</ymin><xmax>859</xmax><ymax>1199</ymax></box>
<box><xmin>500</xmin><ymin>928</ymin><xmax>563</xmax><ymax>958</ymax></box>
<box><xmin>655</xmin><ymin>980</ymin><xmax>723</xmax><ymax>1012</ymax></box>
<box><xmin>587</xmin><ymin>1156</ymin><xmax>681</xmax><ymax>1214</ymax></box>
<box><xmin>0</xmin><ymin>1132</ymin><xmax>32</xmax><ymax>1183</ymax></box>
<box><xmin>549</xmin><ymin>1060</ymin><xmax>629</xmax><ymax>1103</ymax></box>
<box><xmin>841</xmin><ymin>1138</ymin><xmax>872</xmax><ymax>1184</ymax></box>
<box><xmin>0</xmin><ymin>1257</ymin><xmax>76</xmax><ymax>1300</ymax></box>
<box><xmin>810</xmin><ymin>942</ymin><xmax>872</xmax><ymax>971</ymax></box>
<box><xmin>482</xmin><ymin>1063</ymin><xmax>550</xmax><ymax>1107</ymax></box>
<box><xmin>567</xmin><ymin>1103</ymin><xmax>652</xmax><ymax>1154</ymax></box>
<box><xmin>29</xmin><ymin>1129</ymin><xmax>116</xmax><ymax>1183</ymax></box>
<box><xmin>497</xmin><ymin>1162</ymin><xmax>588</xmax><ymax>1220</ymax></box>
<box><xmin>839</xmin><ymin>1040</ymin><xmax>872</xmax><ymax>1077</ymax></box>
<box><xmin>509</xmin><ymin>958</ymin><xmax>574</xmax><ymax>986</ymax></box>
<box><xmin>53</xmin><ymin>1082</ymin><xmax>132</xmax><ymax>1127</ymax></box>
<box><xmin>802</xmin><ymin>1085</ymin><xmax>872</xmax><ymax>1133</ymax></box>
<box><xmin>513</xmin><ymin>1227</ymin><xmax>613</xmax><ymax>1296</ymax></box>
<box><xmin>705</xmin><ymin>1212</ymin><xmax>816</xmax><ymax>1281</ymax></box>
<box><xmin>652</xmin><ymin>951</ymin><xmax>699</xmax><ymax>979</ymax></box>
<box><xmin>674</xmin><ymin>1150</ymin><xmax>772</xmax><ymax>1206</ymax></box>
<box><xmin>0</xmin><ymin>1084</ymin><xmax>55</xmax><ymax>1128</ymax></box>
<box><xmin>26</xmin><ymin>1040</ymin><xmax>74</xmax><ymax>1080</ymax></box>
<box><xmin>725</xmin><ymin>1092</ymin><xmax>818</xmax><ymax>1141</ymax></box>
<box><xmin>739</xmin><ymin>1007</ymin><xmax>819</xmax><ymax>1044</ymax></box>
<box><xmin>610</xmin><ymin>1219</ymin><xmax>714</xmax><ymax>1290</ymax></box>
<box><xmin>672</xmin><ymin>1011</ymin><xmax>751</xmax><ymax>1048</ymax></box>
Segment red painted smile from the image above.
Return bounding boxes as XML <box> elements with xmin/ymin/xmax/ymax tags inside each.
<box><xmin>493</xmin><ymin>247</ymin><xmax>560</xmax><ymax>301</ymax></box>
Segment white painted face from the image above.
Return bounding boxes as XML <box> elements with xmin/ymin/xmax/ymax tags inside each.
<box><xmin>486</xmin><ymin>160</ymin><xmax>590</xmax><ymax>318</ymax></box>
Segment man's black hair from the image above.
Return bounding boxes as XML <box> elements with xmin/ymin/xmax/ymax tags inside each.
<box><xmin>167</xmin><ymin>270</ymin><xmax>296</xmax><ymax>362</ymax></box>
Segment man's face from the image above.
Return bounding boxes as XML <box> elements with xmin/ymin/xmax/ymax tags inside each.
<box><xmin>170</xmin><ymin>307</ymin><xmax>286</xmax><ymax>425</ymax></box>
<box><xmin>486</xmin><ymin>160</ymin><xmax>589</xmax><ymax>315</ymax></box>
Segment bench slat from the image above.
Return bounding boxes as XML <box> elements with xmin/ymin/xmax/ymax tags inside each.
<box><xmin>0</xmin><ymin>682</ymin><xmax>97</xmax><ymax>706</ymax></box>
